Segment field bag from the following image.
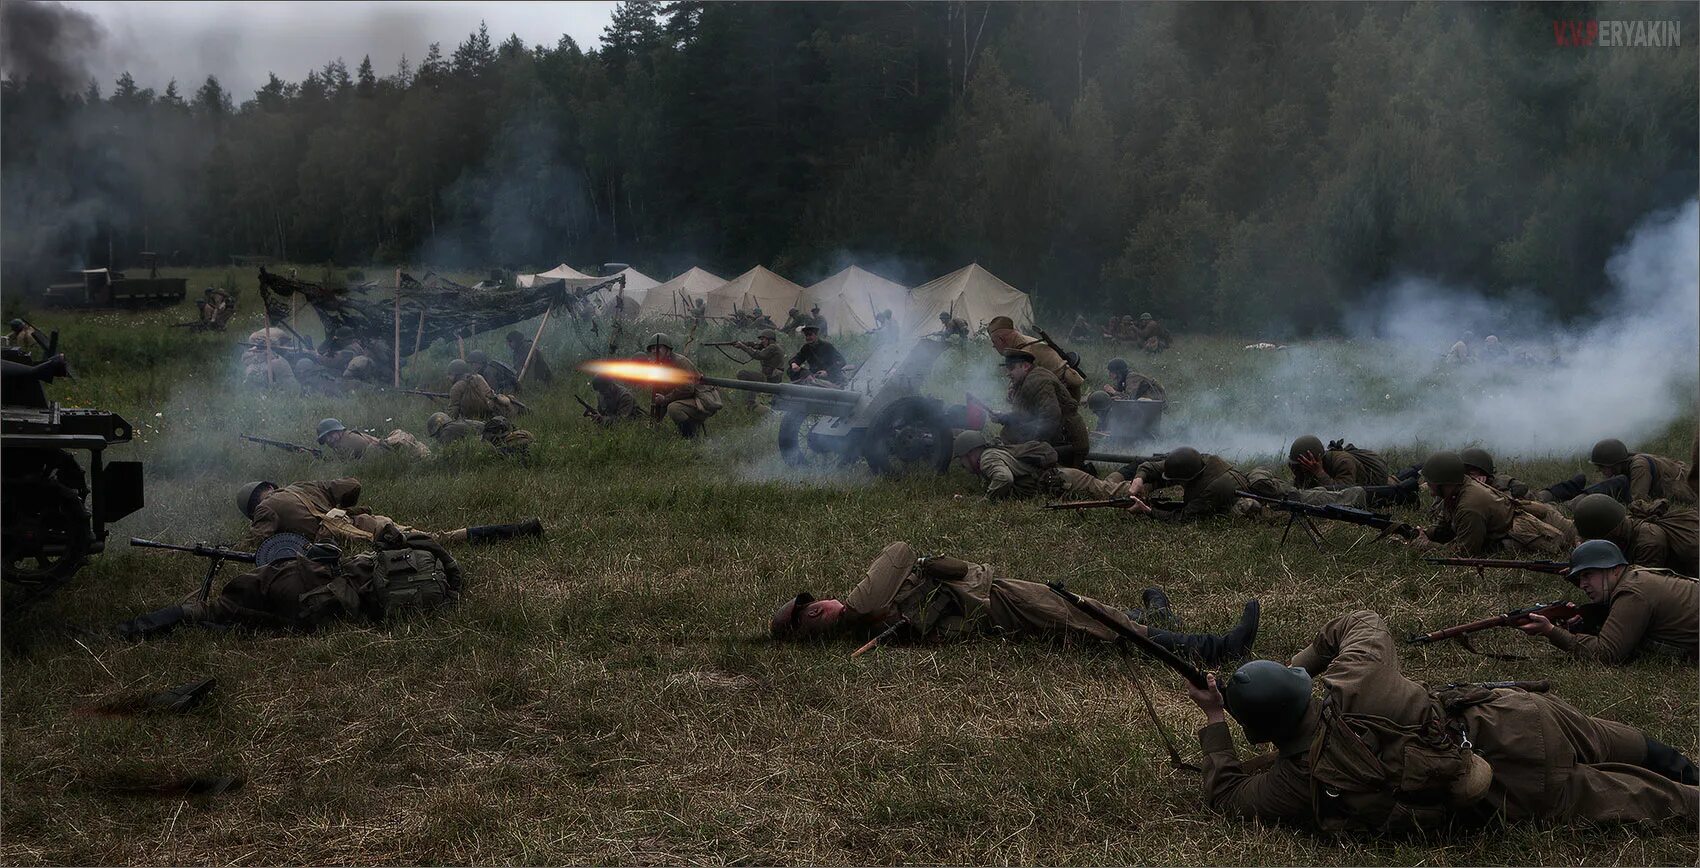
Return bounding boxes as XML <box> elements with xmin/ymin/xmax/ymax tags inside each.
<box><xmin>359</xmin><ymin>547</ymin><xmax>456</xmax><ymax>621</ymax></box>
<box><xmin>1306</xmin><ymin>697</ymin><xmax>1479</xmax><ymax>834</ymax></box>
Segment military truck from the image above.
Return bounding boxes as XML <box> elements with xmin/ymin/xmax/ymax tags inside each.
<box><xmin>41</xmin><ymin>252</ymin><xmax>186</xmax><ymax>308</ymax></box>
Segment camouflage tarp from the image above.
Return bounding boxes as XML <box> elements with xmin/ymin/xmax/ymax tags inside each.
<box><xmin>257</xmin><ymin>268</ymin><xmax>622</xmax><ymax>356</ymax></box>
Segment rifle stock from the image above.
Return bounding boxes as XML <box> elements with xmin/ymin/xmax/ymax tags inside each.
<box><xmin>1424</xmin><ymin>557</ymin><xmax>1570</xmax><ymax>575</ymax></box>
<box><xmin>1047</xmin><ymin>582</ymin><xmax>1210</xmax><ymax>689</ymax></box>
<box><xmin>240</xmin><ymin>434</ymin><xmax>324</xmax><ymax>459</ymax></box>
<box><xmin>1408</xmin><ymin>600</ymin><xmax>1604</xmax><ymax>645</ymax></box>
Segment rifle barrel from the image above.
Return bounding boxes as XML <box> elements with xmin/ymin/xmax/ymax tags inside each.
<box><xmin>1047</xmin><ymin>582</ymin><xmax>1210</xmax><ymax>689</ymax></box>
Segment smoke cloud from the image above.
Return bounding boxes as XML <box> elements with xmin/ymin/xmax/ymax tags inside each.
<box><xmin>1165</xmin><ymin>199</ymin><xmax>1700</xmax><ymax>461</ymax></box>
<box><xmin>0</xmin><ymin>1</ymin><xmax>105</xmax><ymax>93</ymax></box>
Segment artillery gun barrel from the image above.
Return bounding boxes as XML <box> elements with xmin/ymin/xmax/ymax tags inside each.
<box><xmin>698</xmin><ymin>375</ymin><xmax>863</xmax><ymax>409</ymax></box>
<box><xmin>1083</xmin><ymin>451</ymin><xmax>1164</xmax><ymax>465</ymax></box>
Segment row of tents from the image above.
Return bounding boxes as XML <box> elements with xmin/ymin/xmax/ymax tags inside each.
<box><xmin>517</xmin><ymin>262</ymin><xmax>1035</xmax><ymax>336</ymax></box>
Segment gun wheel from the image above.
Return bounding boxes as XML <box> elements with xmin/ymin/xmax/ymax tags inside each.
<box><xmin>777</xmin><ymin>411</ymin><xmax>841</xmax><ymax>468</ymax></box>
<box><xmin>2</xmin><ymin>478</ymin><xmax>93</xmax><ymax>601</ymax></box>
<box><xmin>862</xmin><ymin>396</ymin><xmax>951</xmax><ymax>477</ymax></box>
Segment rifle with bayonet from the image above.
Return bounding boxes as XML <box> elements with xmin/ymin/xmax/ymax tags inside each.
<box><xmin>1425</xmin><ymin>557</ymin><xmax>1570</xmax><ymax>576</ymax></box>
<box><xmin>129</xmin><ymin>537</ymin><xmax>258</xmax><ymax>603</ymax></box>
<box><xmin>1234</xmin><ymin>489</ymin><xmax>1419</xmax><ymax>549</ymax></box>
<box><xmin>241</xmin><ymin>434</ymin><xmax>323</xmax><ymax>459</ymax></box>
<box><xmin>1408</xmin><ymin>600</ymin><xmax>1607</xmax><ymax>646</ymax></box>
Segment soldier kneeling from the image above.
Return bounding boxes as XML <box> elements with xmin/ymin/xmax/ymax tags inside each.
<box><xmin>117</xmin><ymin>528</ymin><xmax>461</xmax><ymax>639</ymax></box>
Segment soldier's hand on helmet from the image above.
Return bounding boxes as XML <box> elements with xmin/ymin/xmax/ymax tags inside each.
<box><xmin>1186</xmin><ymin>673</ymin><xmax>1226</xmax><ymax>723</ymax></box>
<box><xmin>1517</xmin><ymin>613</ymin><xmax>1557</xmax><ymax>636</ymax></box>
<box><xmin>1295</xmin><ymin>454</ymin><xmax>1324</xmax><ymax>476</ymax></box>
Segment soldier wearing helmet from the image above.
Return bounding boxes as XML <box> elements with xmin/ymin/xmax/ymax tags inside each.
<box><xmin>505</xmin><ymin>330</ymin><xmax>553</xmax><ymax>384</ymax></box>
<box><xmin>447</xmin><ymin>357</ymin><xmax>498</xmax><ymax>421</ymax></box>
<box><xmin>1516</xmin><ymin>540</ymin><xmax>1699</xmax><ymax>665</ymax></box>
<box><xmin>1187</xmin><ymin>609</ymin><xmax>1698</xmax><ymax>829</ymax></box>
<box><xmin>1537</xmin><ymin>438</ymin><xmax>1695</xmax><ymax>506</ymax></box>
<box><xmin>1459</xmin><ymin>447</ymin><xmax>1530</xmax><ymax>498</ymax></box>
<box><xmin>466</xmin><ymin>348</ymin><xmax>521</xmax><ymax>394</ymax></box>
<box><xmin>314</xmin><ymin>418</ymin><xmax>431</xmax><ymax>460</ymax></box>
<box><xmin>935</xmin><ymin>311</ymin><xmax>970</xmax><ymax>344</ymax></box>
<box><xmin>588</xmin><ymin>375</ymin><xmax>643</xmax><ymax>426</ymax></box>
<box><xmin>1285</xmin><ymin>434</ymin><xmax>1413</xmax><ymax>508</ymax></box>
<box><xmin>425</xmin><ymin>410</ymin><xmax>484</xmax><ymax>444</ymax></box>
<box><xmin>1409</xmin><ymin>452</ymin><xmax>1573</xmax><ymax>556</ymax></box>
<box><xmin>637</xmin><ymin>332</ymin><xmax>720</xmax><ymax>438</ymax></box>
<box><xmin>236</xmin><ymin>477</ymin><xmax>541</xmax><ymax>548</ymax></box>
<box><xmin>768</xmin><ymin>541</ymin><xmax>1260</xmax><ymax>666</ymax></box>
<box><xmin>1571</xmin><ymin>493</ymin><xmax>1697</xmax><ymax>577</ymax></box>
<box><xmin>1101</xmin><ymin>357</ymin><xmax>1165</xmax><ymax>401</ymax></box>
<box><xmin>781</xmin><ymin>307</ymin><xmax>809</xmax><ymax>334</ymax></box>
<box><xmin>1131</xmin><ymin>312</ymin><xmax>1171</xmax><ymax>353</ymax></box>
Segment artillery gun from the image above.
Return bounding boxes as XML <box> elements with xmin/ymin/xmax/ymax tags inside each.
<box><xmin>1</xmin><ymin>340</ymin><xmax>144</xmax><ymax>604</ymax></box>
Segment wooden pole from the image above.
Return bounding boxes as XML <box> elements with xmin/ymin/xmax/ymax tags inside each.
<box><xmin>456</xmin><ymin>335</ymin><xmax>465</xmax><ymax>360</ymax></box>
<box><xmin>392</xmin><ymin>268</ymin><xmax>402</xmax><ymax>388</ymax></box>
<box><xmin>517</xmin><ymin>305</ymin><xmax>553</xmax><ymax>384</ymax></box>
<box><xmin>409</xmin><ymin>307</ymin><xmax>427</xmax><ymax>386</ymax></box>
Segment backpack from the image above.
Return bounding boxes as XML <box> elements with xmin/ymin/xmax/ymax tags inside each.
<box><xmin>1329</xmin><ymin>439</ymin><xmax>1392</xmax><ymax>485</ymax></box>
<box><xmin>354</xmin><ymin>546</ymin><xmax>458</xmax><ymax>621</ymax></box>
<box><xmin>1306</xmin><ymin>697</ymin><xmax>1477</xmax><ymax>834</ymax></box>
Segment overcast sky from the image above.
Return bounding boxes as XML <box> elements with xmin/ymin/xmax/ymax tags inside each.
<box><xmin>66</xmin><ymin>1</ymin><xmax>619</xmax><ymax>101</ymax></box>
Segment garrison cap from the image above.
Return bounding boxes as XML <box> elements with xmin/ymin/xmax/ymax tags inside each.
<box><xmin>1223</xmin><ymin>659</ymin><xmax>1314</xmax><ymax>745</ymax></box>
<box><xmin>1572</xmin><ymin>494</ymin><xmax>1628</xmax><ymax>540</ymax></box>
<box><xmin>1569</xmin><ymin>539</ymin><xmax>1628</xmax><ymax>573</ymax></box>
<box><xmin>1589</xmin><ymin>438</ymin><xmax>1631</xmax><ymax>467</ymax></box>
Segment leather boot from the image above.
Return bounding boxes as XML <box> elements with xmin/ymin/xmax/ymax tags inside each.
<box><xmin>116</xmin><ymin>605</ymin><xmax>188</xmax><ymax>640</ymax></box>
<box><xmin>1140</xmin><ymin>587</ymin><xmax>1183</xmax><ymax>630</ymax></box>
<box><xmin>465</xmin><ymin>518</ymin><xmax>545</xmax><ymax>544</ymax></box>
<box><xmin>1642</xmin><ymin>737</ymin><xmax>1699</xmax><ymax>785</ymax></box>
<box><xmin>1145</xmin><ymin>599</ymin><xmax>1260</xmax><ymax>667</ymax></box>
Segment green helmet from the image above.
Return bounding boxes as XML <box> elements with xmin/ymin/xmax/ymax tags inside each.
<box><xmin>1164</xmin><ymin>447</ymin><xmax>1204</xmax><ymax>481</ymax></box>
<box><xmin>448</xmin><ymin>358</ymin><xmax>470</xmax><ymax>378</ymax></box>
<box><xmin>1460</xmin><ymin>447</ymin><xmax>1495</xmax><ymax>477</ymax></box>
<box><xmin>315</xmin><ymin>418</ymin><xmax>346</xmax><ymax>443</ymax></box>
<box><xmin>952</xmin><ymin>430</ymin><xmax>988</xmax><ymax>459</ymax></box>
<box><xmin>1106</xmin><ymin>357</ymin><xmax>1129</xmax><ymax>373</ymax></box>
<box><xmin>1139</xmin><ymin>312</ymin><xmax>1154</xmax><ymax>321</ymax></box>
<box><xmin>1590</xmin><ymin>438</ymin><xmax>1630</xmax><ymax>467</ymax></box>
<box><xmin>758</xmin><ymin>329</ymin><xmax>778</xmax><ymax>341</ymax></box>
<box><xmin>1224</xmin><ymin>659</ymin><xmax>1314</xmax><ymax>744</ymax></box>
<box><xmin>1287</xmin><ymin>435</ymin><xmax>1324</xmax><ymax>463</ymax></box>
<box><xmin>426</xmin><ymin>411</ymin><xmax>450</xmax><ymax>436</ymax></box>
<box><xmin>236</xmin><ymin>481</ymin><xmax>276</xmax><ymax>519</ymax></box>
<box><xmin>1421</xmin><ymin>451</ymin><xmax>1467</xmax><ymax>486</ymax></box>
<box><xmin>467</xmin><ymin>349</ymin><xmax>489</xmax><ymax>366</ymax></box>
<box><xmin>1569</xmin><ymin>538</ymin><xmax>1628</xmax><ymax>573</ymax></box>
<box><xmin>1573</xmin><ymin>494</ymin><xmax>1628</xmax><ymax>540</ymax></box>
<box><xmin>1085</xmin><ymin>391</ymin><xmax>1112</xmax><ymax>413</ymax></box>
<box><xmin>647</xmin><ymin>332</ymin><xmax>674</xmax><ymax>351</ymax></box>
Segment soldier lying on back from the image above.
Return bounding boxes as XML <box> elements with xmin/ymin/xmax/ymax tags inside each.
<box><xmin>1515</xmin><ymin>540</ymin><xmax>1698</xmax><ymax>665</ymax></box>
<box><xmin>1409</xmin><ymin>452</ymin><xmax>1573</xmax><ymax>556</ymax></box>
<box><xmin>1571</xmin><ymin>493</ymin><xmax>1697</xmax><ymax>577</ymax></box>
<box><xmin>769</xmin><ymin>541</ymin><xmax>1260</xmax><ymax>667</ymax></box>
<box><xmin>1187</xmin><ymin>609</ymin><xmax>1698</xmax><ymax>832</ymax></box>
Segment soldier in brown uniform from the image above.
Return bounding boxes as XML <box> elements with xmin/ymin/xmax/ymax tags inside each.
<box><xmin>7</xmin><ymin>318</ymin><xmax>51</xmax><ymax>354</ymax></box>
<box><xmin>1410</xmin><ymin>452</ymin><xmax>1573</xmax><ymax>556</ymax></box>
<box><xmin>447</xmin><ymin>358</ymin><xmax>497</xmax><ymax>420</ymax></box>
<box><xmin>1517</xmin><ymin>540</ymin><xmax>1698</xmax><ymax>664</ymax></box>
<box><xmin>995</xmin><ymin>350</ymin><xmax>1089</xmax><ymax>468</ymax></box>
<box><xmin>935</xmin><ymin>311</ymin><xmax>970</xmax><ymax>345</ymax></box>
<box><xmin>315</xmin><ymin>418</ymin><xmax>432</xmax><ymax>460</ymax></box>
<box><xmin>1288</xmin><ymin>435</ymin><xmax>1416</xmax><ymax>507</ymax></box>
<box><xmin>730</xmin><ymin>329</ymin><xmax>786</xmax><ymax>405</ymax></box>
<box><xmin>479</xmin><ymin>415</ymin><xmax>535</xmax><ymax>459</ymax></box>
<box><xmin>1132</xmin><ymin>313</ymin><xmax>1171</xmax><ymax>353</ymax></box>
<box><xmin>425</xmin><ymin>412</ymin><xmax>483</xmax><ymax>444</ymax></box>
<box><xmin>1460</xmin><ymin>447</ymin><xmax>1530</xmax><ymax>498</ymax></box>
<box><xmin>987</xmin><ymin>316</ymin><xmax>1086</xmax><ymax>400</ymax></box>
<box><xmin>953</xmin><ymin>431</ymin><xmax>1064</xmax><ymax>500</ymax></box>
<box><xmin>467</xmin><ymin>349</ymin><xmax>521</xmax><ymax>395</ymax></box>
<box><xmin>588</xmin><ymin>375</ymin><xmax>643</xmax><ymax>425</ymax></box>
<box><xmin>640</xmin><ymin>332</ymin><xmax>720</xmax><ymax>438</ymax></box>
<box><xmin>769</xmin><ymin>541</ymin><xmax>1261</xmax><ymax>666</ymax></box>
<box><xmin>1538</xmin><ymin>438</ymin><xmax>1695</xmax><ymax>505</ymax></box>
<box><xmin>1572</xmin><ymin>494</ymin><xmax>1698</xmax><ymax>577</ymax></box>
<box><xmin>235</xmin><ymin>478</ymin><xmax>542</xmax><ymax>548</ymax></box>
<box><xmin>1186</xmin><ymin>609</ymin><xmax>1698</xmax><ymax>831</ymax></box>
<box><xmin>506</xmin><ymin>329</ymin><xmax>553</xmax><ymax>384</ymax></box>
<box><xmin>1101</xmin><ymin>358</ymin><xmax>1166</xmax><ymax>401</ymax></box>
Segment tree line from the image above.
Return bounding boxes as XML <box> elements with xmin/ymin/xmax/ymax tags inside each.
<box><xmin>2</xmin><ymin>1</ymin><xmax>1694</xmax><ymax>333</ymax></box>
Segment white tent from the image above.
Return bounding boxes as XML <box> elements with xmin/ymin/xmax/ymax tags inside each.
<box><xmin>803</xmin><ymin>266</ymin><xmax>909</xmax><ymax>335</ymax></box>
<box><xmin>703</xmin><ymin>266</ymin><xmax>804</xmax><ymax>319</ymax></box>
<box><xmin>637</xmin><ymin>267</ymin><xmax>725</xmax><ymax>319</ymax></box>
<box><xmin>592</xmin><ymin>267</ymin><xmax>660</xmax><ymax>319</ymax></box>
<box><xmin>516</xmin><ymin>263</ymin><xmax>596</xmax><ymax>288</ymax></box>
<box><xmin>901</xmin><ymin>263</ymin><xmax>1034</xmax><ymax>335</ymax></box>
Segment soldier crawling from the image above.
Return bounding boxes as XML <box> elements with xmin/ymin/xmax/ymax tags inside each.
<box><xmin>234</xmin><ymin>477</ymin><xmax>542</xmax><ymax>549</ymax></box>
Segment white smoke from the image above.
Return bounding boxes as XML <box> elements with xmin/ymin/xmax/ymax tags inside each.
<box><xmin>1164</xmin><ymin>199</ymin><xmax>1700</xmax><ymax>460</ymax></box>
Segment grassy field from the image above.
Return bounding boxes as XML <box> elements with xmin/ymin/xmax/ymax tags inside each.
<box><xmin>3</xmin><ymin>266</ymin><xmax>1696</xmax><ymax>865</ymax></box>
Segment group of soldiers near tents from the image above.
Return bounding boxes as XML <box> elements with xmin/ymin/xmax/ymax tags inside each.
<box><xmin>110</xmin><ymin>299</ymin><xmax>1698</xmax><ymax>838</ymax></box>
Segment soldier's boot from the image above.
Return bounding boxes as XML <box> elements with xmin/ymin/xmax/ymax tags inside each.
<box><xmin>116</xmin><ymin>605</ymin><xmax>188</xmax><ymax>640</ymax></box>
<box><xmin>465</xmin><ymin>518</ymin><xmax>545</xmax><ymax>544</ymax></box>
<box><xmin>1144</xmin><ymin>599</ymin><xmax>1260</xmax><ymax>667</ymax></box>
<box><xmin>1536</xmin><ymin>473</ymin><xmax>1587</xmax><ymax>503</ymax></box>
<box><xmin>1395</xmin><ymin>464</ymin><xmax>1423</xmax><ymax>483</ymax></box>
<box><xmin>1642</xmin><ymin>737</ymin><xmax>1700</xmax><ymax>785</ymax></box>
<box><xmin>1126</xmin><ymin>587</ymin><xmax>1183</xmax><ymax>631</ymax></box>
<box><xmin>677</xmin><ymin>420</ymin><xmax>701</xmax><ymax>439</ymax></box>
<box><xmin>1363</xmin><ymin>478</ymin><xmax>1420</xmax><ymax>508</ymax></box>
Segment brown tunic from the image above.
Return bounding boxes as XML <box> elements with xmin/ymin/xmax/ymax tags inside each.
<box><xmin>990</xmin><ymin>327</ymin><xmax>1086</xmax><ymax>398</ymax></box>
<box><xmin>972</xmin><ymin>441</ymin><xmax>1060</xmax><ymax>499</ymax></box>
<box><xmin>248</xmin><ymin>478</ymin><xmax>363</xmax><ymax>541</ymax></box>
<box><xmin>1598</xmin><ymin>499</ymin><xmax>1698</xmax><ymax>576</ymax></box>
<box><xmin>1426</xmin><ymin>479</ymin><xmax>1571</xmax><ymax>556</ymax></box>
<box><xmin>1628</xmin><ymin>452</ymin><xmax>1696</xmax><ymax>504</ymax></box>
<box><xmin>449</xmin><ymin>373</ymin><xmax>497</xmax><ymax>420</ymax></box>
<box><xmin>1291</xmin><ymin>447</ymin><xmax>1394</xmax><ymax>489</ymax></box>
<box><xmin>1200</xmin><ymin>610</ymin><xmax>1697</xmax><ymax>827</ymax></box>
<box><xmin>1545</xmin><ymin>568</ymin><xmax>1699</xmax><ymax>664</ymax></box>
<box><xmin>1134</xmin><ymin>454</ymin><xmax>1247</xmax><ymax>519</ymax></box>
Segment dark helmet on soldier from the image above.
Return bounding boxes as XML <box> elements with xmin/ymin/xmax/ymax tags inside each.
<box><xmin>1162</xmin><ymin>447</ymin><xmax>1205</xmax><ymax>481</ymax></box>
<box><xmin>505</xmin><ymin>330</ymin><xmax>524</xmax><ymax>344</ymax></box>
<box><xmin>1106</xmin><ymin>357</ymin><xmax>1129</xmax><ymax>374</ymax></box>
<box><xmin>8</xmin><ymin>318</ymin><xmax>23</xmax><ymax>330</ymax></box>
<box><xmin>1589</xmin><ymin>438</ymin><xmax>1631</xmax><ymax>467</ymax></box>
<box><xmin>1287</xmin><ymin>435</ymin><xmax>1324</xmax><ymax>463</ymax></box>
<box><xmin>467</xmin><ymin>349</ymin><xmax>489</xmax><ymax>366</ymax></box>
<box><xmin>315</xmin><ymin>418</ymin><xmax>347</xmax><ymax>443</ymax></box>
<box><xmin>426</xmin><ymin>412</ymin><xmax>450</xmax><ymax>436</ymax></box>
<box><xmin>448</xmin><ymin>358</ymin><xmax>470</xmax><ymax>379</ymax></box>
<box><xmin>236</xmin><ymin>481</ymin><xmax>277</xmax><ymax>519</ymax></box>
<box><xmin>952</xmin><ymin>430</ymin><xmax>988</xmax><ymax>460</ymax></box>
<box><xmin>1223</xmin><ymin>659</ymin><xmax>1314</xmax><ymax>744</ymax></box>
<box><xmin>1421</xmin><ymin>451</ymin><xmax>1467</xmax><ymax>486</ymax></box>
<box><xmin>1569</xmin><ymin>538</ymin><xmax>1628</xmax><ymax>573</ymax></box>
<box><xmin>1085</xmin><ymin>391</ymin><xmax>1112</xmax><ymax>413</ymax></box>
<box><xmin>938</xmin><ymin>311</ymin><xmax>951</xmax><ymax>322</ymax></box>
<box><xmin>1572</xmin><ymin>494</ymin><xmax>1628</xmax><ymax>540</ymax></box>
<box><xmin>1460</xmin><ymin>447</ymin><xmax>1496</xmax><ymax>477</ymax></box>
<box><xmin>759</xmin><ymin>328</ymin><xmax>778</xmax><ymax>341</ymax></box>
<box><xmin>647</xmin><ymin>332</ymin><xmax>674</xmax><ymax>351</ymax></box>
<box><xmin>1139</xmin><ymin>312</ymin><xmax>1154</xmax><ymax>322</ymax></box>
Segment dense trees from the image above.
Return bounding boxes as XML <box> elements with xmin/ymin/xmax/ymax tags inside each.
<box><xmin>2</xmin><ymin>2</ymin><xmax>1694</xmax><ymax>332</ymax></box>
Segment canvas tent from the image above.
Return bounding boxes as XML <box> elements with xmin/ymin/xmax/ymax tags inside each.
<box><xmin>901</xmin><ymin>263</ymin><xmax>1034</xmax><ymax>336</ymax></box>
<box><xmin>516</xmin><ymin>263</ymin><xmax>596</xmax><ymax>288</ymax></box>
<box><xmin>703</xmin><ymin>266</ymin><xmax>804</xmax><ymax>319</ymax></box>
<box><xmin>636</xmin><ymin>267</ymin><xmax>725</xmax><ymax>319</ymax></box>
<box><xmin>591</xmin><ymin>266</ymin><xmax>659</xmax><ymax>319</ymax></box>
<box><xmin>802</xmin><ymin>266</ymin><xmax>909</xmax><ymax>336</ymax></box>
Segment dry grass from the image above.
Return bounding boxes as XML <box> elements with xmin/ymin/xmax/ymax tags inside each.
<box><xmin>2</xmin><ymin>267</ymin><xmax>1696</xmax><ymax>865</ymax></box>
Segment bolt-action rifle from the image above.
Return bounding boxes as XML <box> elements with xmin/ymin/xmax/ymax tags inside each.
<box><xmin>241</xmin><ymin>434</ymin><xmax>323</xmax><ymax>459</ymax></box>
<box><xmin>1408</xmin><ymin>600</ymin><xmax>1607</xmax><ymax>646</ymax></box>
<box><xmin>1425</xmin><ymin>557</ymin><xmax>1570</xmax><ymax>576</ymax></box>
<box><xmin>1043</xmin><ymin>497</ymin><xmax>1182</xmax><ymax>511</ymax></box>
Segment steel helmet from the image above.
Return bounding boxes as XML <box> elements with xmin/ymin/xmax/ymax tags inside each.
<box><xmin>1223</xmin><ymin>659</ymin><xmax>1314</xmax><ymax>745</ymax></box>
<box><xmin>1569</xmin><ymin>538</ymin><xmax>1629</xmax><ymax>572</ymax></box>
<box><xmin>1572</xmin><ymin>494</ymin><xmax>1628</xmax><ymax>540</ymax></box>
<box><xmin>1106</xmin><ymin>357</ymin><xmax>1129</xmax><ymax>373</ymax></box>
<box><xmin>1590</xmin><ymin>438</ymin><xmax>1631</xmax><ymax>467</ymax></box>
<box><xmin>1287</xmin><ymin>435</ymin><xmax>1324</xmax><ymax>463</ymax></box>
<box><xmin>646</xmin><ymin>332</ymin><xmax>674</xmax><ymax>351</ymax></box>
<box><xmin>448</xmin><ymin>358</ymin><xmax>470</xmax><ymax>378</ymax></box>
<box><xmin>426</xmin><ymin>412</ymin><xmax>450</xmax><ymax>436</ymax></box>
<box><xmin>315</xmin><ymin>418</ymin><xmax>346</xmax><ymax>443</ymax></box>
<box><xmin>1460</xmin><ymin>447</ymin><xmax>1496</xmax><ymax>477</ymax></box>
<box><xmin>236</xmin><ymin>481</ymin><xmax>276</xmax><ymax>518</ymax></box>
<box><xmin>1164</xmin><ymin>447</ymin><xmax>1205</xmax><ymax>481</ymax></box>
<box><xmin>952</xmin><ymin>430</ymin><xmax>988</xmax><ymax>459</ymax></box>
<box><xmin>1421</xmin><ymin>451</ymin><xmax>1467</xmax><ymax>486</ymax></box>
<box><xmin>467</xmin><ymin>349</ymin><xmax>489</xmax><ymax>366</ymax></box>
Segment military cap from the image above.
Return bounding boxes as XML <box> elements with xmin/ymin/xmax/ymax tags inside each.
<box><xmin>448</xmin><ymin>358</ymin><xmax>470</xmax><ymax>378</ymax></box>
<box><xmin>1572</xmin><ymin>494</ymin><xmax>1628</xmax><ymax>540</ymax></box>
<box><xmin>1569</xmin><ymin>539</ymin><xmax>1628</xmax><ymax>573</ymax></box>
<box><xmin>801</xmin><ymin>324</ymin><xmax>820</xmax><ymax>334</ymax></box>
<box><xmin>236</xmin><ymin>480</ymin><xmax>276</xmax><ymax>519</ymax></box>
<box><xmin>987</xmin><ymin>316</ymin><xmax>1015</xmax><ymax>332</ymax></box>
<box><xmin>999</xmin><ymin>349</ymin><xmax>1036</xmax><ymax>367</ymax></box>
<box><xmin>505</xmin><ymin>330</ymin><xmax>525</xmax><ymax>343</ymax></box>
<box><xmin>255</xmin><ymin>532</ymin><xmax>310</xmax><ymax>567</ymax></box>
<box><xmin>1163</xmin><ymin>446</ymin><xmax>1205</xmax><ymax>481</ymax></box>
<box><xmin>315</xmin><ymin>418</ymin><xmax>347</xmax><ymax>443</ymax></box>
<box><xmin>1589</xmin><ymin>438</ymin><xmax>1631</xmax><ymax>467</ymax></box>
<box><xmin>770</xmin><ymin>592</ymin><xmax>816</xmax><ymax>639</ymax></box>
<box><xmin>1106</xmin><ymin>357</ymin><xmax>1129</xmax><ymax>373</ymax></box>
<box><xmin>646</xmin><ymin>332</ymin><xmax>674</xmax><ymax>351</ymax></box>
<box><xmin>952</xmin><ymin>430</ymin><xmax>988</xmax><ymax>459</ymax></box>
<box><xmin>1460</xmin><ymin>447</ymin><xmax>1495</xmax><ymax>476</ymax></box>
<box><xmin>1223</xmin><ymin>659</ymin><xmax>1314</xmax><ymax>745</ymax></box>
<box><xmin>1287</xmin><ymin>435</ymin><xmax>1325</xmax><ymax>463</ymax></box>
<box><xmin>1421</xmin><ymin>451</ymin><xmax>1467</xmax><ymax>486</ymax></box>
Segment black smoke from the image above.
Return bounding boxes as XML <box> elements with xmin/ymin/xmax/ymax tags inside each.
<box><xmin>1</xmin><ymin>2</ymin><xmax>106</xmax><ymax>93</ymax></box>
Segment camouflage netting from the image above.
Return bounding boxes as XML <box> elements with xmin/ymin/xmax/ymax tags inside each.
<box><xmin>256</xmin><ymin>268</ymin><xmax>622</xmax><ymax>356</ymax></box>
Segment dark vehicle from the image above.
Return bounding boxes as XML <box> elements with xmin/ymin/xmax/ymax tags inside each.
<box><xmin>2</xmin><ymin>339</ymin><xmax>144</xmax><ymax>603</ymax></box>
<box><xmin>41</xmin><ymin>252</ymin><xmax>186</xmax><ymax>308</ymax></box>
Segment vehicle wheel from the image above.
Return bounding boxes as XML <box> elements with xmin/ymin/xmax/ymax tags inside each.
<box><xmin>862</xmin><ymin>396</ymin><xmax>951</xmax><ymax>477</ymax></box>
<box><xmin>2</xmin><ymin>478</ymin><xmax>92</xmax><ymax>599</ymax></box>
<box><xmin>777</xmin><ymin>410</ymin><xmax>813</xmax><ymax>467</ymax></box>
